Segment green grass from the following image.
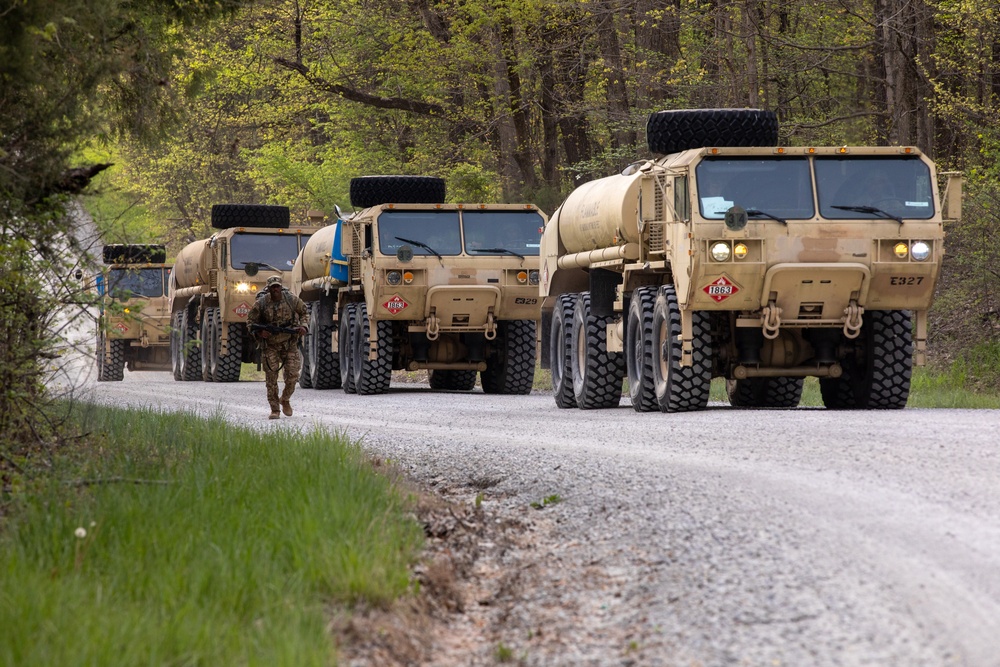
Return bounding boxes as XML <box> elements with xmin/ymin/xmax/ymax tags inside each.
<box><xmin>0</xmin><ymin>404</ymin><xmax>424</xmax><ymax>667</ymax></box>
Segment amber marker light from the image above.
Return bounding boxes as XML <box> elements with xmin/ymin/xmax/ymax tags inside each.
<box><xmin>734</xmin><ymin>243</ymin><xmax>749</xmax><ymax>259</ymax></box>
<box><xmin>893</xmin><ymin>242</ymin><xmax>909</xmax><ymax>258</ymax></box>
<box><xmin>403</xmin><ymin>271</ymin><xmax>414</xmax><ymax>284</ymax></box>
<box><xmin>517</xmin><ymin>270</ymin><xmax>528</xmax><ymax>284</ymax></box>
<box><xmin>838</xmin><ymin>146</ymin><xmax>848</xmax><ymax>154</ymax></box>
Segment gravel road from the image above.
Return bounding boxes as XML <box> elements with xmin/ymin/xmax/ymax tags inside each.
<box><xmin>76</xmin><ymin>370</ymin><xmax>1000</xmax><ymax>667</ymax></box>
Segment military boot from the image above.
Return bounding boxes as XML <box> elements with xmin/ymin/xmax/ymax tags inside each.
<box><xmin>281</xmin><ymin>400</ymin><xmax>292</xmax><ymax>416</ymax></box>
<box><xmin>269</xmin><ymin>403</ymin><xmax>280</xmax><ymax>420</ymax></box>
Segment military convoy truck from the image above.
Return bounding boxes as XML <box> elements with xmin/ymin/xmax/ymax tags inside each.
<box><xmin>540</xmin><ymin>108</ymin><xmax>961</xmax><ymax>411</ymax></box>
<box><xmin>290</xmin><ymin>175</ymin><xmax>545</xmax><ymax>395</ymax></box>
<box><xmin>168</xmin><ymin>204</ymin><xmax>323</xmax><ymax>382</ymax></box>
<box><xmin>95</xmin><ymin>244</ymin><xmax>173</xmax><ymax>381</ymax></box>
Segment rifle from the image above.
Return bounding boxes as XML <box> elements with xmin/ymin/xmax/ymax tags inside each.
<box><xmin>248</xmin><ymin>322</ymin><xmax>303</xmax><ymax>337</ymax></box>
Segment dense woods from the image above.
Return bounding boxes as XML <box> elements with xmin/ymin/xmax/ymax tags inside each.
<box><xmin>2</xmin><ymin>0</ymin><xmax>999</xmax><ymax>456</ymax></box>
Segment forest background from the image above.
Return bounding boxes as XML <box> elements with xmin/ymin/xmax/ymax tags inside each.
<box><xmin>2</xmin><ymin>0</ymin><xmax>1000</xmax><ymax>453</ymax></box>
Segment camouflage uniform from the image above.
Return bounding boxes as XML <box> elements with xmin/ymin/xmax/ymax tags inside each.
<box><xmin>246</xmin><ymin>287</ymin><xmax>308</xmax><ymax>416</ymax></box>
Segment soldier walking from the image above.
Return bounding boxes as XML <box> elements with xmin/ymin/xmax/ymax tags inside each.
<box><xmin>246</xmin><ymin>275</ymin><xmax>308</xmax><ymax>419</ymax></box>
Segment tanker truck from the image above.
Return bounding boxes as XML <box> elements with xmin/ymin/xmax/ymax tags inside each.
<box><xmin>540</xmin><ymin>108</ymin><xmax>961</xmax><ymax>412</ymax></box>
<box><xmin>95</xmin><ymin>244</ymin><xmax>172</xmax><ymax>381</ymax></box>
<box><xmin>290</xmin><ymin>175</ymin><xmax>545</xmax><ymax>395</ymax></box>
<box><xmin>168</xmin><ymin>204</ymin><xmax>324</xmax><ymax>382</ymax></box>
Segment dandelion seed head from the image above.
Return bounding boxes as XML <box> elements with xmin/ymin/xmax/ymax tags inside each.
<box><xmin>74</xmin><ymin>527</ymin><xmax>87</xmax><ymax>539</ymax></box>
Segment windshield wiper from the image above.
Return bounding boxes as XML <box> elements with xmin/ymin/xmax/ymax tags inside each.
<box><xmin>745</xmin><ymin>208</ymin><xmax>787</xmax><ymax>225</ymax></box>
<box><xmin>831</xmin><ymin>205</ymin><xmax>903</xmax><ymax>225</ymax></box>
<box><xmin>238</xmin><ymin>261</ymin><xmax>284</xmax><ymax>275</ymax></box>
<box><xmin>395</xmin><ymin>236</ymin><xmax>443</xmax><ymax>260</ymax></box>
<box><xmin>470</xmin><ymin>247</ymin><xmax>525</xmax><ymax>260</ymax></box>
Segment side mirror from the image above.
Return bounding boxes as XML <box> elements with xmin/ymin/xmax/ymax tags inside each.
<box><xmin>244</xmin><ymin>262</ymin><xmax>259</xmax><ymax>277</ymax></box>
<box><xmin>74</xmin><ymin>269</ymin><xmax>83</xmax><ymax>280</ymax></box>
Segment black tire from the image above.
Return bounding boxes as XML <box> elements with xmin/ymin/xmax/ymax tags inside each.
<box><xmin>102</xmin><ymin>244</ymin><xmax>166</xmax><ymax>265</ymax></box>
<box><xmin>96</xmin><ymin>333</ymin><xmax>125</xmax><ymax>382</ymax></box>
<box><xmin>651</xmin><ymin>285</ymin><xmax>711</xmax><ymax>412</ymax></box>
<box><xmin>170</xmin><ymin>312</ymin><xmax>183</xmax><ymax>381</ymax></box>
<box><xmin>339</xmin><ymin>304</ymin><xmax>357</xmax><ymax>394</ymax></box>
<box><xmin>310</xmin><ymin>303</ymin><xmax>341</xmax><ymax>389</ymax></box>
<box><xmin>349</xmin><ymin>175</ymin><xmax>446</xmax><ymax>209</ymax></box>
<box><xmin>299</xmin><ymin>303</ymin><xmax>314</xmax><ymax>389</ymax></box>
<box><xmin>213</xmin><ymin>320</ymin><xmax>243</xmax><ymax>383</ymax></box>
<box><xmin>210</xmin><ymin>204</ymin><xmax>290</xmax><ymax>230</ymax></box>
<box><xmin>481</xmin><ymin>320</ymin><xmax>536</xmax><ymax>395</ymax></box>
<box><xmin>626</xmin><ymin>286</ymin><xmax>658</xmax><ymax>412</ymax></box>
<box><xmin>820</xmin><ymin>310</ymin><xmax>912</xmax><ymax>410</ymax></box>
<box><xmin>645</xmin><ymin>108</ymin><xmax>779</xmax><ymax>155</ymax></box>
<box><xmin>570</xmin><ymin>293</ymin><xmax>624</xmax><ymax>409</ymax></box>
<box><xmin>549</xmin><ymin>295</ymin><xmax>577</xmax><ymax>409</ymax></box>
<box><xmin>726</xmin><ymin>377</ymin><xmax>803</xmax><ymax>408</ymax></box>
<box><xmin>429</xmin><ymin>370</ymin><xmax>478</xmax><ymax>391</ymax></box>
<box><xmin>179</xmin><ymin>310</ymin><xmax>202</xmax><ymax>381</ymax></box>
<box><xmin>201</xmin><ymin>308</ymin><xmax>216</xmax><ymax>382</ymax></box>
<box><xmin>352</xmin><ymin>303</ymin><xmax>392</xmax><ymax>395</ymax></box>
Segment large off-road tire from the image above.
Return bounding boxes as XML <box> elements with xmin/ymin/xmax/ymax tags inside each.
<box><xmin>213</xmin><ymin>321</ymin><xmax>243</xmax><ymax>383</ymax></box>
<box><xmin>549</xmin><ymin>294</ymin><xmax>577</xmax><ymax>409</ymax></box>
<box><xmin>726</xmin><ymin>377</ymin><xmax>803</xmax><ymax>408</ymax></box>
<box><xmin>570</xmin><ymin>293</ymin><xmax>624</xmax><ymax>409</ymax></box>
<box><xmin>429</xmin><ymin>370</ymin><xmax>478</xmax><ymax>391</ymax></box>
<box><xmin>820</xmin><ymin>310</ymin><xmax>912</xmax><ymax>410</ymax></box>
<box><xmin>102</xmin><ymin>244</ymin><xmax>166</xmax><ymax>265</ymax></box>
<box><xmin>651</xmin><ymin>285</ymin><xmax>711</xmax><ymax>412</ymax></box>
<box><xmin>310</xmin><ymin>303</ymin><xmax>341</xmax><ymax>389</ymax></box>
<box><xmin>170</xmin><ymin>312</ymin><xmax>183</xmax><ymax>380</ymax></box>
<box><xmin>645</xmin><ymin>108</ymin><xmax>779</xmax><ymax>155</ymax></box>
<box><xmin>352</xmin><ymin>303</ymin><xmax>392</xmax><ymax>395</ymax></box>
<box><xmin>96</xmin><ymin>333</ymin><xmax>125</xmax><ymax>382</ymax></box>
<box><xmin>299</xmin><ymin>303</ymin><xmax>314</xmax><ymax>389</ymax></box>
<box><xmin>201</xmin><ymin>308</ymin><xmax>217</xmax><ymax>382</ymax></box>
<box><xmin>481</xmin><ymin>319</ymin><xmax>536</xmax><ymax>395</ymax></box>
<box><xmin>349</xmin><ymin>175</ymin><xmax>446</xmax><ymax>209</ymax></box>
<box><xmin>339</xmin><ymin>304</ymin><xmax>357</xmax><ymax>394</ymax></box>
<box><xmin>626</xmin><ymin>286</ymin><xmax>658</xmax><ymax>412</ymax></box>
<box><xmin>210</xmin><ymin>204</ymin><xmax>290</xmax><ymax>230</ymax></box>
<box><xmin>178</xmin><ymin>310</ymin><xmax>202</xmax><ymax>381</ymax></box>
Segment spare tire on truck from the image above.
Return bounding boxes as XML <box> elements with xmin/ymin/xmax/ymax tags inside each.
<box><xmin>645</xmin><ymin>108</ymin><xmax>779</xmax><ymax>155</ymax></box>
<box><xmin>210</xmin><ymin>204</ymin><xmax>290</xmax><ymax>230</ymax></box>
<box><xmin>349</xmin><ymin>175</ymin><xmax>446</xmax><ymax>209</ymax></box>
<box><xmin>102</xmin><ymin>244</ymin><xmax>166</xmax><ymax>265</ymax></box>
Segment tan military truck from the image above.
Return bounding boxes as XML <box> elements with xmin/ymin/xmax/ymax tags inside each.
<box><xmin>540</xmin><ymin>109</ymin><xmax>961</xmax><ymax>411</ymax></box>
<box><xmin>168</xmin><ymin>204</ymin><xmax>323</xmax><ymax>382</ymax></box>
<box><xmin>95</xmin><ymin>244</ymin><xmax>172</xmax><ymax>381</ymax></box>
<box><xmin>290</xmin><ymin>175</ymin><xmax>545</xmax><ymax>395</ymax></box>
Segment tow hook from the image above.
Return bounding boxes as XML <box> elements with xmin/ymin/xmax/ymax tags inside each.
<box><xmin>426</xmin><ymin>313</ymin><xmax>440</xmax><ymax>341</ymax></box>
<box><xmin>485</xmin><ymin>312</ymin><xmax>497</xmax><ymax>341</ymax></box>
<box><xmin>843</xmin><ymin>301</ymin><xmax>864</xmax><ymax>339</ymax></box>
<box><xmin>762</xmin><ymin>301</ymin><xmax>782</xmax><ymax>340</ymax></box>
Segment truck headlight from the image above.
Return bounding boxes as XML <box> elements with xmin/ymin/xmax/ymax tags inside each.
<box><xmin>386</xmin><ymin>270</ymin><xmax>402</xmax><ymax>285</ymax></box>
<box><xmin>710</xmin><ymin>242</ymin><xmax>731</xmax><ymax>262</ymax></box>
<box><xmin>911</xmin><ymin>241</ymin><xmax>931</xmax><ymax>261</ymax></box>
<box><xmin>235</xmin><ymin>282</ymin><xmax>252</xmax><ymax>293</ymax></box>
<box><xmin>528</xmin><ymin>270</ymin><xmax>540</xmax><ymax>285</ymax></box>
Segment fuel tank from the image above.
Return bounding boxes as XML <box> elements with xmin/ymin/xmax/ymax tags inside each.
<box><xmin>298</xmin><ymin>221</ymin><xmax>347</xmax><ymax>282</ymax></box>
<box><xmin>172</xmin><ymin>239</ymin><xmax>211</xmax><ymax>289</ymax></box>
<box><xmin>556</xmin><ymin>169</ymin><xmax>644</xmax><ymax>254</ymax></box>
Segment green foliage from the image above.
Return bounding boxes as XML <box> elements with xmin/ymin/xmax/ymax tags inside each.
<box><xmin>0</xmin><ymin>405</ymin><xmax>424</xmax><ymax>666</ymax></box>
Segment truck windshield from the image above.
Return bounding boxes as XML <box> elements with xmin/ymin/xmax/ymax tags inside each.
<box><xmin>230</xmin><ymin>232</ymin><xmax>302</xmax><ymax>270</ymax></box>
<box><xmin>696</xmin><ymin>157</ymin><xmax>814</xmax><ymax>220</ymax></box>
<box><xmin>378</xmin><ymin>210</ymin><xmax>462</xmax><ymax>256</ymax></box>
<box><xmin>815</xmin><ymin>156</ymin><xmax>935</xmax><ymax>220</ymax></box>
<box><xmin>106</xmin><ymin>268</ymin><xmax>166</xmax><ymax>298</ymax></box>
<box><xmin>463</xmin><ymin>210</ymin><xmax>543</xmax><ymax>256</ymax></box>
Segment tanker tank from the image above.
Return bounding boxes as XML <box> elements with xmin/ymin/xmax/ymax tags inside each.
<box><xmin>172</xmin><ymin>238</ymin><xmax>211</xmax><ymax>289</ymax></box>
<box><xmin>556</xmin><ymin>168</ymin><xmax>645</xmax><ymax>255</ymax></box>
<box><xmin>292</xmin><ymin>220</ymin><xmax>348</xmax><ymax>300</ymax></box>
